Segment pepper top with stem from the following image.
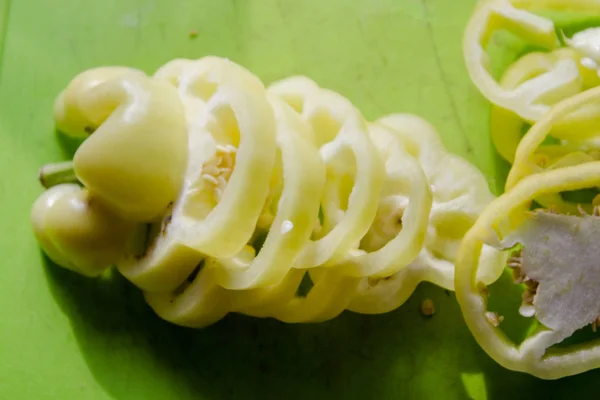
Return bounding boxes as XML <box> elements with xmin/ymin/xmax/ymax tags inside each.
<box><xmin>54</xmin><ymin>67</ymin><xmax>189</xmax><ymax>222</ymax></box>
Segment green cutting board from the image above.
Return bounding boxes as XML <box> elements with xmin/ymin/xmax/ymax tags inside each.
<box><xmin>1</xmin><ymin>0</ymin><xmax>599</xmax><ymax>399</ymax></box>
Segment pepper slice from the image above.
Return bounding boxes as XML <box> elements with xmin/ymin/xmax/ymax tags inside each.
<box><xmin>269</xmin><ymin>77</ymin><xmax>386</xmax><ymax>269</ymax></box>
<box><xmin>455</xmin><ymin>162</ymin><xmax>600</xmax><ymax>379</ymax></box>
<box><xmin>166</xmin><ymin>57</ymin><xmax>277</xmax><ymax>257</ymax></box>
<box><xmin>117</xmin><ymin>57</ymin><xmax>277</xmax><ymax>291</ymax></box>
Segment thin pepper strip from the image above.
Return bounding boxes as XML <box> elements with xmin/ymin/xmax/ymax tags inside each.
<box><xmin>455</xmin><ymin>162</ymin><xmax>600</xmax><ymax>379</ymax></box>
<box><xmin>171</xmin><ymin>57</ymin><xmax>277</xmax><ymax>258</ymax></box>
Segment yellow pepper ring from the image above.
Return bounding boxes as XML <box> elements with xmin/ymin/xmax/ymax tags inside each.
<box><xmin>210</xmin><ymin>96</ymin><xmax>326</xmax><ymax>290</ymax></box>
<box><xmin>174</xmin><ymin>57</ymin><xmax>278</xmax><ymax>258</ymax></box>
<box><xmin>464</xmin><ymin>0</ymin><xmax>566</xmax><ymax>121</ymax></box>
<box><xmin>269</xmin><ymin>78</ymin><xmax>386</xmax><ymax>269</ymax></box>
<box><xmin>491</xmin><ymin>49</ymin><xmax>588</xmax><ymax>163</ymax></box>
<box><xmin>331</xmin><ymin>123</ymin><xmax>432</xmax><ymax>278</ymax></box>
<box><xmin>456</xmin><ymin>161</ymin><xmax>600</xmax><ymax>379</ymax></box>
<box><xmin>506</xmin><ymin>88</ymin><xmax>600</xmax><ymax>191</ymax></box>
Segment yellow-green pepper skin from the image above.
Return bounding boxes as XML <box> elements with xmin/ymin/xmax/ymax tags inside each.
<box><xmin>54</xmin><ymin>67</ymin><xmax>145</xmax><ymax>137</ymax></box>
<box><xmin>55</xmin><ymin>68</ymin><xmax>189</xmax><ymax>222</ymax></box>
<box><xmin>31</xmin><ymin>184</ymin><xmax>136</xmax><ymax>277</ymax></box>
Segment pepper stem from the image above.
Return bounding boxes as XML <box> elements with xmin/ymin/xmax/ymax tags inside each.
<box><xmin>39</xmin><ymin>161</ymin><xmax>79</xmax><ymax>188</ymax></box>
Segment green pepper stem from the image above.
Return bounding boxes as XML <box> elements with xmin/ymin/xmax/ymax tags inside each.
<box><xmin>38</xmin><ymin>161</ymin><xmax>79</xmax><ymax>188</ymax></box>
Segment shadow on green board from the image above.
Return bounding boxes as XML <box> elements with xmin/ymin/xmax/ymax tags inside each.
<box><xmin>42</xmin><ymin>253</ymin><xmax>490</xmax><ymax>400</ymax></box>
<box><xmin>41</xmin><ymin>249</ymin><xmax>600</xmax><ymax>400</ymax></box>
<box><xmin>44</xmin><ymin>241</ymin><xmax>600</xmax><ymax>400</ymax></box>
<box><xmin>55</xmin><ymin>128</ymin><xmax>83</xmax><ymax>159</ymax></box>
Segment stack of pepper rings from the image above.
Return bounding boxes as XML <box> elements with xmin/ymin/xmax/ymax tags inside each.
<box><xmin>32</xmin><ymin>57</ymin><xmax>497</xmax><ymax>328</ymax></box>
<box><xmin>458</xmin><ymin>0</ymin><xmax>600</xmax><ymax>379</ymax></box>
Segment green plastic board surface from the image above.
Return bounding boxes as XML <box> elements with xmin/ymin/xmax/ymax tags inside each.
<box><xmin>1</xmin><ymin>0</ymin><xmax>599</xmax><ymax>399</ymax></box>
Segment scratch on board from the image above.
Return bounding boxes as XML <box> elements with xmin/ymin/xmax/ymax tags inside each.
<box><xmin>420</xmin><ymin>0</ymin><xmax>474</xmax><ymax>156</ymax></box>
<box><xmin>230</xmin><ymin>0</ymin><xmax>244</xmax><ymax>55</ymax></box>
<box><xmin>0</xmin><ymin>0</ymin><xmax>13</xmax><ymax>86</ymax></box>
<box><xmin>276</xmin><ymin>0</ymin><xmax>300</xmax><ymax>74</ymax></box>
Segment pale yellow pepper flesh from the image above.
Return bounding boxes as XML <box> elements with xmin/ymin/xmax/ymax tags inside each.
<box><xmin>31</xmin><ymin>184</ymin><xmax>136</xmax><ymax>277</ymax></box>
